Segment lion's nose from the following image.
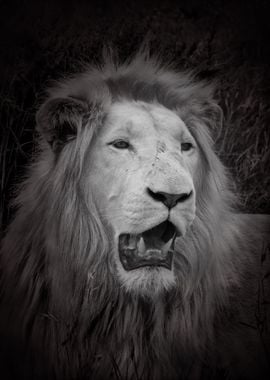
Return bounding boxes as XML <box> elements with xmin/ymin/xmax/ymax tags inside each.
<box><xmin>147</xmin><ymin>188</ymin><xmax>193</xmax><ymax>209</ymax></box>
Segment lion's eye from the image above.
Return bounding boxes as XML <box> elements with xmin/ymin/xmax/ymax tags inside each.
<box><xmin>181</xmin><ymin>142</ymin><xmax>193</xmax><ymax>152</ymax></box>
<box><xmin>110</xmin><ymin>140</ymin><xmax>130</xmax><ymax>149</ymax></box>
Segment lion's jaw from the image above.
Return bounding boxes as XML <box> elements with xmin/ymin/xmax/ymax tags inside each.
<box><xmin>85</xmin><ymin>100</ymin><xmax>198</xmax><ymax>295</ymax></box>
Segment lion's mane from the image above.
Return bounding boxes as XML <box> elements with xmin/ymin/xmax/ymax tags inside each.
<box><xmin>0</xmin><ymin>53</ymin><xmax>269</xmax><ymax>379</ymax></box>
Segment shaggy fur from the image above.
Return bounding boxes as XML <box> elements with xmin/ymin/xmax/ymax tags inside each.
<box><xmin>0</xmin><ymin>52</ymin><xmax>269</xmax><ymax>380</ymax></box>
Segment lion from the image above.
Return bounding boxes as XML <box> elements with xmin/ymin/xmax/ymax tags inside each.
<box><xmin>0</xmin><ymin>52</ymin><xmax>269</xmax><ymax>380</ymax></box>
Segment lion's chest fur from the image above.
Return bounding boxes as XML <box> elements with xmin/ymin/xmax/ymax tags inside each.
<box><xmin>44</xmin><ymin>293</ymin><xmax>209</xmax><ymax>379</ymax></box>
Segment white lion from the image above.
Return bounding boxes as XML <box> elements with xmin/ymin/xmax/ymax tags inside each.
<box><xmin>0</xmin><ymin>52</ymin><xmax>269</xmax><ymax>380</ymax></box>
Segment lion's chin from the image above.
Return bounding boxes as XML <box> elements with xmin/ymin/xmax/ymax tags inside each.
<box><xmin>116</xmin><ymin>262</ymin><xmax>177</xmax><ymax>296</ymax></box>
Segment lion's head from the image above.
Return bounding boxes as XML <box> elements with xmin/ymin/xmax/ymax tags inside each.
<box><xmin>33</xmin><ymin>54</ymin><xmax>227</xmax><ymax>302</ymax></box>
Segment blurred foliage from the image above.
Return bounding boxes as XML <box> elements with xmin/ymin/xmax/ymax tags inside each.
<box><xmin>0</xmin><ymin>0</ymin><xmax>270</xmax><ymax>230</ymax></box>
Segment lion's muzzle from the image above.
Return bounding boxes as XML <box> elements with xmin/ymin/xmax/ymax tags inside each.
<box><xmin>118</xmin><ymin>221</ymin><xmax>177</xmax><ymax>271</ymax></box>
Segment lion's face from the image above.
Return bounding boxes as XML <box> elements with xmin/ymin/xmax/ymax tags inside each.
<box><xmin>85</xmin><ymin>101</ymin><xmax>198</xmax><ymax>294</ymax></box>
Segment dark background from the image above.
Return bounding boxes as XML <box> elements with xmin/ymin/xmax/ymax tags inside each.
<box><xmin>0</xmin><ymin>0</ymin><xmax>270</xmax><ymax>231</ymax></box>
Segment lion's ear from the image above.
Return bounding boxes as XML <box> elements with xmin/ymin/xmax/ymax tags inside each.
<box><xmin>202</xmin><ymin>101</ymin><xmax>223</xmax><ymax>133</ymax></box>
<box><xmin>36</xmin><ymin>97</ymin><xmax>90</xmax><ymax>152</ymax></box>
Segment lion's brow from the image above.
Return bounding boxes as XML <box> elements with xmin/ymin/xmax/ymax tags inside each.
<box><xmin>110</xmin><ymin>120</ymin><xmax>148</xmax><ymax>138</ymax></box>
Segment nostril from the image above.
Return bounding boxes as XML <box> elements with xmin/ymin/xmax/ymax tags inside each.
<box><xmin>147</xmin><ymin>188</ymin><xmax>167</xmax><ymax>203</ymax></box>
<box><xmin>147</xmin><ymin>188</ymin><xmax>193</xmax><ymax>209</ymax></box>
<box><xmin>177</xmin><ymin>191</ymin><xmax>193</xmax><ymax>203</ymax></box>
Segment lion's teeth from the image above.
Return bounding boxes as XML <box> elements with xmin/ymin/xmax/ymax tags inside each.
<box><xmin>162</xmin><ymin>238</ymin><xmax>173</xmax><ymax>255</ymax></box>
<box><xmin>138</xmin><ymin>237</ymin><xmax>146</xmax><ymax>254</ymax></box>
<box><xmin>128</xmin><ymin>234</ymin><xmax>138</xmax><ymax>249</ymax></box>
<box><xmin>171</xmin><ymin>233</ymin><xmax>177</xmax><ymax>250</ymax></box>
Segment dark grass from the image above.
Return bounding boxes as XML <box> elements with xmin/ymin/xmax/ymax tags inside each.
<box><xmin>0</xmin><ymin>0</ymin><xmax>270</xmax><ymax>232</ymax></box>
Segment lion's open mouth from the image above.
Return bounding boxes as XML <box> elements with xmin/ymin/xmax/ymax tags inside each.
<box><xmin>119</xmin><ymin>221</ymin><xmax>177</xmax><ymax>271</ymax></box>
